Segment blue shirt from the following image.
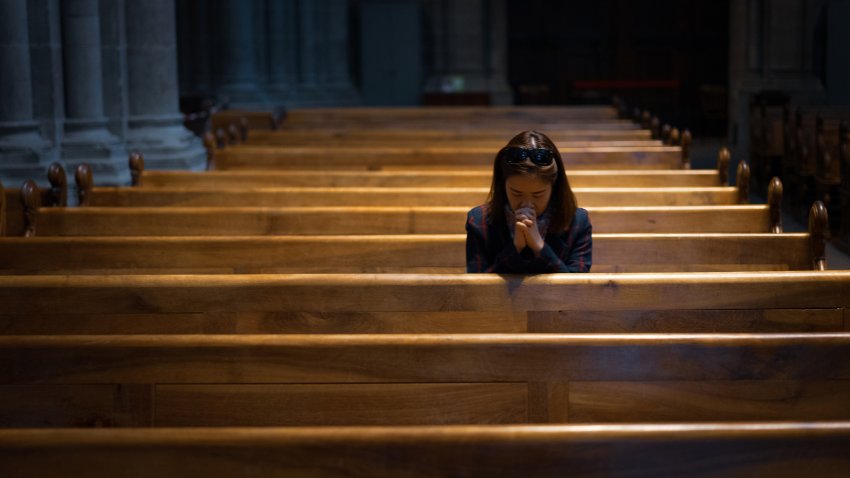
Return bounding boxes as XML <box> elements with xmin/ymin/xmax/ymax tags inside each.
<box><xmin>465</xmin><ymin>204</ymin><xmax>592</xmax><ymax>273</ymax></box>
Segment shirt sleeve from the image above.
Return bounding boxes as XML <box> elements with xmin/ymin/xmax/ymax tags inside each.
<box><xmin>530</xmin><ymin>210</ymin><xmax>593</xmax><ymax>273</ymax></box>
<box><xmin>466</xmin><ymin>211</ymin><xmax>523</xmax><ymax>273</ymax></box>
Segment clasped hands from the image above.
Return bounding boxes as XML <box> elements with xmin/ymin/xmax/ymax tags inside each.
<box><xmin>513</xmin><ymin>202</ymin><xmax>545</xmax><ymax>255</ymax></box>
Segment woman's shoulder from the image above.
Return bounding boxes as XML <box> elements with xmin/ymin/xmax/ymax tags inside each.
<box><xmin>466</xmin><ymin>204</ymin><xmax>489</xmax><ymax>221</ymax></box>
<box><xmin>573</xmin><ymin>207</ymin><xmax>590</xmax><ymax>225</ymax></box>
<box><xmin>466</xmin><ymin>204</ymin><xmax>492</xmax><ymax>233</ymax></box>
<box><xmin>557</xmin><ymin>207</ymin><xmax>591</xmax><ymax>237</ymax></box>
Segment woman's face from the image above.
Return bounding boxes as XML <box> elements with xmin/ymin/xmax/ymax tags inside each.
<box><xmin>505</xmin><ymin>173</ymin><xmax>553</xmax><ymax>216</ymax></box>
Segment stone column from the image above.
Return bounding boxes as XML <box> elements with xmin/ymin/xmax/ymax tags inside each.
<box><xmin>0</xmin><ymin>0</ymin><xmax>51</xmax><ymax>184</ymax></box>
<box><xmin>296</xmin><ymin>0</ymin><xmax>325</xmax><ymax>104</ymax></box>
<box><xmin>267</xmin><ymin>0</ymin><xmax>299</xmax><ymax>102</ymax></box>
<box><xmin>60</xmin><ymin>0</ymin><xmax>128</xmax><ymax>185</ymax></box>
<box><xmin>217</xmin><ymin>0</ymin><xmax>268</xmax><ymax>108</ymax></box>
<box><xmin>325</xmin><ymin>0</ymin><xmax>361</xmax><ymax>105</ymax></box>
<box><xmin>125</xmin><ymin>0</ymin><xmax>205</xmax><ymax>170</ymax></box>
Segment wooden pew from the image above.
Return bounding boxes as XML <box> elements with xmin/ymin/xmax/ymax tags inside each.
<box><xmin>132</xmin><ymin>169</ymin><xmax>725</xmax><ymax>189</ymax></box>
<box><xmin>62</xmin><ymin>160</ymin><xmax>742</xmax><ymax>208</ymax></box>
<box><xmin>0</xmin><ymin>232</ymin><xmax>824</xmax><ymax>275</ymax></box>
<box><xmin>17</xmin><ymin>205</ymin><xmax>782</xmax><ymax>236</ymax></box>
<box><xmin>1</xmin><ymin>168</ymin><xmax>68</xmax><ymax>236</ymax></box>
<box><xmin>211</xmin><ymin>109</ymin><xmax>284</xmax><ymax>131</ymax></box>
<box><xmin>284</xmin><ymin>105</ymin><xmax>621</xmax><ymax>121</ymax></box>
<box><xmin>256</xmin><ymin>127</ymin><xmax>657</xmax><ymax>141</ymax></box>
<box><xmin>2</xmin><ymin>424</ymin><xmax>849</xmax><ymax>477</ymax></box>
<box><xmin>1</xmin><ymin>333</ymin><xmax>850</xmax><ymax>427</ymax></box>
<box><xmin>246</xmin><ymin>133</ymin><xmax>660</xmax><ymax>149</ymax></box>
<box><xmin>0</xmin><ymin>272</ymin><xmax>846</xmax><ymax>335</ymax></box>
<box><xmin>211</xmin><ymin>145</ymin><xmax>687</xmax><ymax>170</ymax></box>
<box><xmin>784</xmin><ymin>107</ymin><xmax>850</xmax><ymax>221</ymax></box>
<box><xmin>67</xmin><ymin>186</ymin><xmax>741</xmax><ymax>208</ymax></box>
<box><xmin>45</xmin><ymin>163</ymin><xmax>743</xmax><ymax>208</ymax></box>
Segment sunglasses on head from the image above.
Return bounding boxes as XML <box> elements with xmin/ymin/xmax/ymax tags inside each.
<box><xmin>501</xmin><ymin>147</ymin><xmax>555</xmax><ymax>166</ymax></box>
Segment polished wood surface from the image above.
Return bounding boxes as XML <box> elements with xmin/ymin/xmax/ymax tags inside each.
<box><xmin>5</xmin><ymin>423</ymin><xmax>849</xmax><ymax>477</ymax></box>
<box><xmin>1</xmin><ymin>272</ymin><xmax>848</xmax><ymax>315</ymax></box>
<box><xmin>0</xmin><ymin>233</ymin><xmax>815</xmax><ymax>274</ymax></box>
<box><xmin>214</xmin><ymin>145</ymin><xmax>683</xmax><ymax>170</ymax></box>
<box><xmin>20</xmin><ymin>205</ymin><xmax>776</xmax><ymax>236</ymax></box>
<box><xmin>1</xmin><ymin>334</ymin><xmax>849</xmax><ymax>427</ymax></box>
<box><xmin>79</xmin><ymin>186</ymin><xmax>739</xmax><ymax>208</ymax></box>
<box><xmin>137</xmin><ymin>169</ymin><xmax>722</xmax><ymax>189</ymax></box>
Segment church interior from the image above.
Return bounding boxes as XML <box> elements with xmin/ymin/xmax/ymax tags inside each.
<box><xmin>2</xmin><ymin>0</ymin><xmax>850</xmax><ymax>475</ymax></box>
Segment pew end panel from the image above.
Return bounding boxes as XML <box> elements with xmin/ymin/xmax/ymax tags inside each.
<box><xmin>46</xmin><ymin>162</ymin><xmax>68</xmax><ymax>207</ymax></box>
<box><xmin>128</xmin><ymin>152</ymin><xmax>144</xmax><ymax>187</ymax></box>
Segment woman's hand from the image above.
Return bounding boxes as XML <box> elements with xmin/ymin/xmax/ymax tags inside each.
<box><xmin>515</xmin><ymin>203</ymin><xmax>545</xmax><ymax>255</ymax></box>
<box><xmin>513</xmin><ymin>219</ymin><xmax>527</xmax><ymax>252</ymax></box>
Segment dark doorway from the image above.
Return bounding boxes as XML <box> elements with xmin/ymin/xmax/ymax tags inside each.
<box><xmin>507</xmin><ymin>0</ymin><xmax>729</xmax><ymax>136</ymax></box>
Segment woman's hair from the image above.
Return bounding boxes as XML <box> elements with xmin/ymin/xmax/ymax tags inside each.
<box><xmin>485</xmin><ymin>130</ymin><xmax>577</xmax><ymax>233</ymax></box>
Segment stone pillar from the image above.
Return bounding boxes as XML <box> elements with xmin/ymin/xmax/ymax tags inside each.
<box><xmin>325</xmin><ymin>0</ymin><xmax>361</xmax><ymax>105</ymax></box>
<box><xmin>296</xmin><ymin>0</ymin><xmax>324</xmax><ymax>104</ymax></box>
<box><xmin>0</xmin><ymin>0</ymin><xmax>51</xmax><ymax>183</ymax></box>
<box><xmin>60</xmin><ymin>0</ymin><xmax>128</xmax><ymax>184</ymax></box>
<box><xmin>125</xmin><ymin>0</ymin><xmax>205</xmax><ymax>170</ymax></box>
<box><xmin>267</xmin><ymin>0</ymin><xmax>299</xmax><ymax>102</ymax></box>
<box><xmin>176</xmin><ymin>0</ymin><xmax>213</xmax><ymax>97</ymax></box>
<box><xmin>217</xmin><ymin>0</ymin><xmax>268</xmax><ymax>108</ymax></box>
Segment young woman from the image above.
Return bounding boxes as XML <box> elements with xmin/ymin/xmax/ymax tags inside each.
<box><xmin>466</xmin><ymin>130</ymin><xmax>592</xmax><ymax>273</ymax></box>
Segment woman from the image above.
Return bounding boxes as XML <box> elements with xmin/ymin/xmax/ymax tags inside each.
<box><xmin>466</xmin><ymin>130</ymin><xmax>592</xmax><ymax>273</ymax></box>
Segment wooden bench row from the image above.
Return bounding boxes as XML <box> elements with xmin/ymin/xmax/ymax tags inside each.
<box><xmin>209</xmin><ymin>144</ymin><xmax>689</xmax><ymax>170</ymax></box>
<box><xmin>5</xmin><ymin>423</ymin><xmax>849</xmax><ymax>477</ymax></box>
<box><xmin>35</xmin><ymin>153</ymin><xmax>747</xmax><ymax>208</ymax></box>
<box><xmin>0</xmin><ymin>232</ymin><xmax>825</xmax><ymax>274</ymax></box>
<box><xmin>13</xmin><ymin>204</ymin><xmax>782</xmax><ymax>236</ymax></box>
<box><xmin>135</xmin><ymin>168</ymin><xmax>724</xmax><ymax>188</ymax></box>
<box><xmin>1</xmin><ymin>333</ymin><xmax>849</xmax><ymax>427</ymax></box>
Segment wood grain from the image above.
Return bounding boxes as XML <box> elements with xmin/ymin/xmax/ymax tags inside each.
<box><xmin>0</xmin><ymin>233</ymin><xmax>814</xmax><ymax>274</ymax></box>
<box><xmin>215</xmin><ymin>146</ymin><xmax>682</xmax><ymax>170</ymax></box>
<box><xmin>1</xmin><ymin>334</ymin><xmax>850</xmax><ymax>427</ymax></box>
<box><xmin>527</xmin><ymin>309</ymin><xmax>846</xmax><ymax>333</ymax></box>
<box><xmin>83</xmin><ymin>186</ymin><xmax>735</xmax><ymax>207</ymax></box>
<box><xmin>138</xmin><ymin>169</ymin><xmax>720</xmax><ymax>189</ymax></box>
<box><xmin>30</xmin><ymin>205</ymin><xmax>773</xmax><ymax>236</ymax></box>
<box><xmin>154</xmin><ymin>383</ymin><xmax>527</xmax><ymax>426</ymax></box>
<box><xmin>1</xmin><ymin>272</ymin><xmax>849</xmax><ymax>314</ymax></box>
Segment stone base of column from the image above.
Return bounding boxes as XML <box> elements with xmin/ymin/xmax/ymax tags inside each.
<box><xmin>0</xmin><ymin>122</ymin><xmax>54</xmax><ymax>187</ymax></box>
<box><xmin>61</xmin><ymin>119</ymin><xmax>131</xmax><ymax>185</ymax></box>
<box><xmin>126</xmin><ymin>114</ymin><xmax>206</xmax><ymax>171</ymax></box>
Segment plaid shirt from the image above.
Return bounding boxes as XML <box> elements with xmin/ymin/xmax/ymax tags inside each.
<box><xmin>465</xmin><ymin>204</ymin><xmax>592</xmax><ymax>273</ymax></box>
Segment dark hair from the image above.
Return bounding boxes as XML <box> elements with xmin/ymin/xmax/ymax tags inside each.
<box><xmin>485</xmin><ymin>130</ymin><xmax>577</xmax><ymax>233</ymax></box>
